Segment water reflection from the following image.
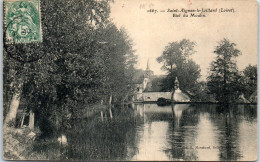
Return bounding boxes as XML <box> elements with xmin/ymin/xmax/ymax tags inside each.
<box><xmin>35</xmin><ymin>104</ymin><xmax>257</xmax><ymax>161</ymax></box>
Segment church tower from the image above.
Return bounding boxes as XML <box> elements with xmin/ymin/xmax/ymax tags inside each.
<box><xmin>143</xmin><ymin>59</ymin><xmax>154</xmax><ymax>90</ymax></box>
<box><xmin>144</xmin><ymin>59</ymin><xmax>154</xmax><ymax>78</ymax></box>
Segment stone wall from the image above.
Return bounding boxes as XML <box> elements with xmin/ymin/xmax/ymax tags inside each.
<box><xmin>142</xmin><ymin>92</ymin><xmax>172</xmax><ymax>101</ymax></box>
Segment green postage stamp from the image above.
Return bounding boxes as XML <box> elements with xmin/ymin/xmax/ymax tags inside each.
<box><xmin>4</xmin><ymin>0</ymin><xmax>42</xmax><ymax>44</ymax></box>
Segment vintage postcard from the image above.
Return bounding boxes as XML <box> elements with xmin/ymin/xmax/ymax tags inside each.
<box><xmin>3</xmin><ymin>0</ymin><xmax>258</xmax><ymax>161</ymax></box>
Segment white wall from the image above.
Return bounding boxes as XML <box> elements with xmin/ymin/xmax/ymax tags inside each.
<box><xmin>143</xmin><ymin>92</ymin><xmax>172</xmax><ymax>101</ymax></box>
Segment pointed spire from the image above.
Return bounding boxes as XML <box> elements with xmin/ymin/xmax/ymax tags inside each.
<box><xmin>146</xmin><ymin>59</ymin><xmax>150</xmax><ymax>70</ymax></box>
<box><xmin>144</xmin><ymin>59</ymin><xmax>154</xmax><ymax>78</ymax></box>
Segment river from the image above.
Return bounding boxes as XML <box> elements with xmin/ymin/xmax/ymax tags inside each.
<box><xmin>35</xmin><ymin>103</ymin><xmax>257</xmax><ymax>161</ymax></box>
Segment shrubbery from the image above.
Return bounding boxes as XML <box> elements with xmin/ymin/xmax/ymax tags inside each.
<box><xmin>3</xmin><ymin>127</ymin><xmax>47</xmax><ymax>160</ymax></box>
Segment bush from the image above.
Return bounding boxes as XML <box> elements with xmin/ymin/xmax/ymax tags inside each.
<box><xmin>3</xmin><ymin>127</ymin><xmax>47</xmax><ymax>160</ymax></box>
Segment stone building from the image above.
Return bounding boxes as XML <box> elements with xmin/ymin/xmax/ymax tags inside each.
<box><xmin>133</xmin><ymin>60</ymin><xmax>190</xmax><ymax>102</ymax></box>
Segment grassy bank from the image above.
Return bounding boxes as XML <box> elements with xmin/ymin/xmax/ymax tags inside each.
<box><xmin>3</xmin><ymin>127</ymin><xmax>50</xmax><ymax>160</ymax></box>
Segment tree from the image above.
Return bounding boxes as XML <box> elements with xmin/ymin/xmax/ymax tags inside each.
<box><xmin>157</xmin><ymin>39</ymin><xmax>201</xmax><ymax>93</ymax></box>
<box><xmin>3</xmin><ymin>0</ymin><xmax>111</xmax><ymax>126</ymax></box>
<box><xmin>242</xmin><ymin>65</ymin><xmax>257</xmax><ymax>99</ymax></box>
<box><xmin>3</xmin><ymin>0</ymin><xmax>137</xmax><ymax>130</ymax></box>
<box><xmin>96</xmin><ymin>25</ymin><xmax>137</xmax><ymax>103</ymax></box>
<box><xmin>207</xmin><ymin>38</ymin><xmax>242</xmax><ymax>103</ymax></box>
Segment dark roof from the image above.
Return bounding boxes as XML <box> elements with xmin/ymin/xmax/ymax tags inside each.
<box><xmin>144</xmin><ymin>75</ymin><xmax>166</xmax><ymax>92</ymax></box>
<box><xmin>133</xmin><ymin>69</ymin><xmax>167</xmax><ymax>92</ymax></box>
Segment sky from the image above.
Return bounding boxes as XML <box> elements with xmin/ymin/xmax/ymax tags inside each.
<box><xmin>110</xmin><ymin>0</ymin><xmax>258</xmax><ymax>80</ymax></box>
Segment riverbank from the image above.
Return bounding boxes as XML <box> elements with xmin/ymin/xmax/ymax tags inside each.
<box><xmin>3</xmin><ymin>103</ymin><xmax>115</xmax><ymax>160</ymax></box>
<box><xmin>3</xmin><ymin>127</ymin><xmax>48</xmax><ymax>160</ymax></box>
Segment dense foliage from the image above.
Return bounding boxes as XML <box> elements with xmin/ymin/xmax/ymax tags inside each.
<box><xmin>207</xmin><ymin>39</ymin><xmax>242</xmax><ymax>103</ymax></box>
<box><xmin>157</xmin><ymin>39</ymin><xmax>201</xmax><ymax>94</ymax></box>
<box><xmin>241</xmin><ymin>65</ymin><xmax>257</xmax><ymax>100</ymax></box>
<box><xmin>3</xmin><ymin>0</ymin><xmax>137</xmax><ymax>131</ymax></box>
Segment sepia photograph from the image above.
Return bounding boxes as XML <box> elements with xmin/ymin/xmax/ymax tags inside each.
<box><xmin>2</xmin><ymin>0</ymin><xmax>258</xmax><ymax>161</ymax></box>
